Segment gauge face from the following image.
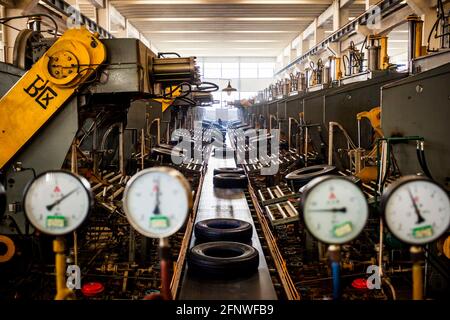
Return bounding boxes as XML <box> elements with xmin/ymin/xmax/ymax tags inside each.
<box><xmin>382</xmin><ymin>176</ymin><xmax>450</xmax><ymax>245</ymax></box>
<box><xmin>0</xmin><ymin>183</ymin><xmax>6</xmax><ymax>217</ymax></box>
<box><xmin>302</xmin><ymin>176</ymin><xmax>369</xmax><ymax>244</ymax></box>
<box><xmin>123</xmin><ymin>167</ymin><xmax>192</xmax><ymax>238</ymax></box>
<box><xmin>24</xmin><ymin>171</ymin><xmax>92</xmax><ymax>235</ymax></box>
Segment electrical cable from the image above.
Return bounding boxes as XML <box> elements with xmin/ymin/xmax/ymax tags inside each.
<box><xmin>0</xmin><ymin>14</ymin><xmax>58</xmax><ymax>38</ymax></box>
<box><xmin>157</xmin><ymin>52</ymin><xmax>181</xmax><ymax>58</ymax></box>
<box><xmin>427</xmin><ymin>0</ymin><xmax>450</xmax><ymax>52</ymax></box>
<box><xmin>416</xmin><ymin>146</ymin><xmax>434</xmax><ymax>180</ymax></box>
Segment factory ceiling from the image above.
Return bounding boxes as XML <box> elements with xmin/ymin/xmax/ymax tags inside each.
<box><xmin>111</xmin><ymin>0</ymin><xmax>366</xmax><ymax>57</ymax></box>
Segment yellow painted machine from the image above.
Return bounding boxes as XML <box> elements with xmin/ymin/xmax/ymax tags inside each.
<box><xmin>0</xmin><ymin>24</ymin><xmax>213</xmax><ymax>300</ymax></box>
<box><xmin>0</xmin><ymin>28</ymin><xmax>106</xmax><ymax>169</ymax></box>
<box><xmin>0</xmin><ymin>26</ymin><xmax>201</xmax><ymax>237</ymax></box>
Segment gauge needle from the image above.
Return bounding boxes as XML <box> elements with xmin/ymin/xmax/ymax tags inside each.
<box><xmin>46</xmin><ymin>187</ymin><xmax>80</xmax><ymax>211</ymax></box>
<box><xmin>153</xmin><ymin>180</ymin><xmax>161</xmax><ymax>215</ymax></box>
<box><xmin>407</xmin><ymin>188</ymin><xmax>425</xmax><ymax>224</ymax></box>
<box><xmin>309</xmin><ymin>207</ymin><xmax>347</xmax><ymax>213</ymax></box>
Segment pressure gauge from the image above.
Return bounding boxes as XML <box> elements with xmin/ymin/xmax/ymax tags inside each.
<box><xmin>301</xmin><ymin>176</ymin><xmax>369</xmax><ymax>244</ymax></box>
<box><xmin>381</xmin><ymin>175</ymin><xmax>450</xmax><ymax>245</ymax></box>
<box><xmin>0</xmin><ymin>182</ymin><xmax>6</xmax><ymax>217</ymax></box>
<box><xmin>23</xmin><ymin>171</ymin><xmax>92</xmax><ymax>235</ymax></box>
<box><xmin>123</xmin><ymin>167</ymin><xmax>192</xmax><ymax>238</ymax></box>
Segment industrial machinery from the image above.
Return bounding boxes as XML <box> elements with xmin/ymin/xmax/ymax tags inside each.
<box><xmin>0</xmin><ymin>14</ymin><xmax>213</xmax><ymax>299</ymax></box>
<box><xmin>0</xmin><ymin>0</ymin><xmax>449</xmax><ymax>303</ymax></box>
<box><xmin>240</xmin><ymin>4</ymin><xmax>450</xmax><ymax>301</ymax></box>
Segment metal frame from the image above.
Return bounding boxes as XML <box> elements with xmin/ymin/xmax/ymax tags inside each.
<box><xmin>44</xmin><ymin>0</ymin><xmax>113</xmax><ymax>38</ymax></box>
<box><xmin>275</xmin><ymin>0</ymin><xmax>407</xmax><ymax>76</ymax></box>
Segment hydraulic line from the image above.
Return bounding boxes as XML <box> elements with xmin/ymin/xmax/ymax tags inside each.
<box><xmin>331</xmin><ymin>261</ymin><xmax>341</xmax><ymax>300</ymax></box>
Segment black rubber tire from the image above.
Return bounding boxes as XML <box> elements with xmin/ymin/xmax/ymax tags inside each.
<box><xmin>188</xmin><ymin>241</ymin><xmax>259</xmax><ymax>277</ymax></box>
<box><xmin>213</xmin><ymin>167</ymin><xmax>245</xmax><ymax>175</ymax></box>
<box><xmin>285</xmin><ymin>164</ymin><xmax>336</xmax><ymax>188</ymax></box>
<box><xmin>213</xmin><ymin>147</ymin><xmax>234</xmax><ymax>158</ymax></box>
<box><xmin>213</xmin><ymin>173</ymin><xmax>248</xmax><ymax>189</ymax></box>
<box><xmin>194</xmin><ymin>218</ymin><xmax>253</xmax><ymax>243</ymax></box>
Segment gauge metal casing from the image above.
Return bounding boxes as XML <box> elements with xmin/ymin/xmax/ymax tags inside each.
<box><xmin>23</xmin><ymin>170</ymin><xmax>93</xmax><ymax>235</ymax></box>
<box><xmin>301</xmin><ymin>175</ymin><xmax>369</xmax><ymax>244</ymax></box>
<box><xmin>123</xmin><ymin>167</ymin><xmax>192</xmax><ymax>238</ymax></box>
<box><xmin>381</xmin><ymin>175</ymin><xmax>450</xmax><ymax>245</ymax></box>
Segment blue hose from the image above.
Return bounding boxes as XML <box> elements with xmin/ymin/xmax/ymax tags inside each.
<box><xmin>331</xmin><ymin>261</ymin><xmax>341</xmax><ymax>300</ymax></box>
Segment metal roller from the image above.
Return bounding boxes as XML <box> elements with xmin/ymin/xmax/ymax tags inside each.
<box><xmin>151</xmin><ymin>57</ymin><xmax>200</xmax><ymax>84</ymax></box>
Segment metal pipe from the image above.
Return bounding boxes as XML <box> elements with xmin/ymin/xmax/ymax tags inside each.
<box><xmin>379</xmin><ymin>36</ymin><xmax>389</xmax><ymax>70</ymax></box>
<box><xmin>357</xmin><ymin>119</ymin><xmax>361</xmax><ymax>148</ymax></box>
<box><xmin>141</xmin><ymin>129</ymin><xmax>145</xmax><ymax>171</ymax></box>
<box><xmin>73</xmin><ymin>231</ymin><xmax>78</xmax><ymax>268</ymax></box>
<box><xmin>71</xmin><ymin>140</ymin><xmax>78</xmax><ymax>174</ymax></box>
<box><xmin>159</xmin><ymin>237</ymin><xmax>172</xmax><ymax>300</ymax></box>
<box><xmin>334</xmin><ymin>57</ymin><xmax>342</xmax><ymax>81</ymax></box>
<box><xmin>54</xmin><ymin>237</ymin><xmax>74</xmax><ymax>300</ymax></box>
<box><xmin>288</xmin><ymin>117</ymin><xmax>299</xmax><ymax>150</ymax></box>
<box><xmin>304</xmin><ymin>126</ymin><xmax>308</xmax><ymax>166</ymax></box>
<box><xmin>328</xmin><ymin>122</ymin><xmax>334</xmax><ymax>165</ymax></box>
<box><xmin>378</xmin><ymin>219</ymin><xmax>384</xmax><ymax>277</ymax></box>
<box><xmin>119</xmin><ymin>122</ymin><xmax>125</xmax><ymax>176</ymax></box>
<box><xmin>328</xmin><ymin>245</ymin><xmax>341</xmax><ymax>300</ymax></box>
<box><xmin>408</xmin><ymin>15</ymin><xmax>423</xmax><ymax>71</ymax></box>
<box><xmin>148</xmin><ymin>118</ymin><xmax>161</xmax><ymax>148</ymax></box>
<box><xmin>411</xmin><ymin>246</ymin><xmax>424</xmax><ymax>300</ymax></box>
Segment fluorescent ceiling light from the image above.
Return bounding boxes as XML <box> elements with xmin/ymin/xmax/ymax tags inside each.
<box><xmin>174</xmin><ymin>47</ymin><xmax>267</xmax><ymax>50</ymax></box>
<box><xmin>149</xmin><ymin>30</ymin><xmax>214</xmax><ymax>33</ymax></box>
<box><xmin>231</xmin><ymin>47</ymin><xmax>267</xmax><ymax>50</ymax></box>
<box><xmin>230</xmin><ymin>30</ymin><xmax>291</xmax><ymax>33</ymax></box>
<box><xmin>174</xmin><ymin>48</ymin><xmax>209</xmax><ymax>50</ymax></box>
<box><xmin>162</xmin><ymin>40</ymin><xmax>211</xmax><ymax>42</ymax></box>
<box><xmin>148</xmin><ymin>30</ymin><xmax>291</xmax><ymax>33</ymax></box>
<box><xmin>133</xmin><ymin>17</ymin><xmax>310</xmax><ymax>22</ymax></box>
<box><xmin>111</xmin><ymin>1</ymin><xmax>331</xmax><ymax>4</ymax></box>
<box><xmin>161</xmin><ymin>39</ymin><xmax>280</xmax><ymax>43</ymax></box>
<box><xmin>230</xmin><ymin>40</ymin><xmax>280</xmax><ymax>42</ymax></box>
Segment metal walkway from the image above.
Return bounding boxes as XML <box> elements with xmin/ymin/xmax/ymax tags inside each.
<box><xmin>178</xmin><ymin>136</ymin><xmax>277</xmax><ymax>300</ymax></box>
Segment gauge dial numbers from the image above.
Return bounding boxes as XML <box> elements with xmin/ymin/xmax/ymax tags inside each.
<box><xmin>123</xmin><ymin>167</ymin><xmax>192</xmax><ymax>238</ymax></box>
<box><xmin>301</xmin><ymin>176</ymin><xmax>369</xmax><ymax>244</ymax></box>
<box><xmin>23</xmin><ymin>171</ymin><xmax>92</xmax><ymax>235</ymax></box>
<box><xmin>381</xmin><ymin>175</ymin><xmax>450</xmax><ymax>245</ymax></box>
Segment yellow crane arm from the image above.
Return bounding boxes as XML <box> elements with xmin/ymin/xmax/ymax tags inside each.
<box><xmin>356</xmin><ymin>106</ymin><xmax>383</xmax><ymax>138</ymax></box>
<box><xmin>0</xmin><ymin>27</ymin><xmax>106</xmax><ymax>169</ymax></box>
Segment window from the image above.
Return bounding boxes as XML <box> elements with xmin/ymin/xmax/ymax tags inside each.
<box><xmin>212</xmin><ymin>91</ymin><xmax>222</xmax><ymax>105</ymax></box>
<box><xmin>221</xmin><ymin>63</ymin><xmax>239</xmax><ymax>79</ymax></box>
<box><xmin>240</xmin><ymin>63</ymin><xmax>258</xmax><ymax>78</ymax></box>
<box><xmin>197</xmin><ymin>62</ymin><xmax>204</xmax><ymax>77</ymax></box>
<box><xmin>204</xmin><ymin>63</ymin><xmax>221</xmax><ymax>78</ymax></box>
<box><xmin>240</xmin><ymin>92</ymin><xmax>257</xmax><ymax>100</ymax></box>
<box><xmin>258</xmin><ymin>63</ymin><xmax>274</xmax><ymax>78</ymax></box>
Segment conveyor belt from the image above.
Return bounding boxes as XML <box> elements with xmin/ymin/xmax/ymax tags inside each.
<box><xmin>178</xmin><ymin>135</ymin><xmax>277</xmax><ymax>300</ymax></box>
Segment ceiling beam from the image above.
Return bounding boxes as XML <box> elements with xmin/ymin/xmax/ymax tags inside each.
<box><xmin>111</xmin><ymin>0</ymin><xmax>332</xmax><ymax>4</ymax></box>
<box><xmin>131</xmin><ymin>17</ymin><xmax>313</xmax><ymax>21</ymax></box>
